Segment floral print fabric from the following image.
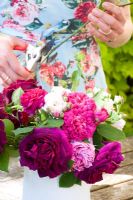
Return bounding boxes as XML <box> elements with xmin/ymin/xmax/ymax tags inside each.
<box><xmin>0</xmin><ymin>0</ymin><xmax>107</xmax><ymax>91</ymax></box>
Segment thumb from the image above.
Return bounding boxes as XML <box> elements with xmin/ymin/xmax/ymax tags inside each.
<box><xmin>13</xmin><ymin>37</ymin><xmax>28</xmax><ymax>52</ymax></box>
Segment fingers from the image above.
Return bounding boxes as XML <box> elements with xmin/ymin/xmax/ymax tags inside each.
<box><xmin>0</xmin><ymin>59</ymin><xmax>21</xmax><ymax>86</ymax></box>
<box><xmin>88</xmin><ymin>23</ymin><xmax>109</xmax><ymax>42</ymax></box>
<box><xmin>13</xmin><ymin>37</ymin><xmax>28</xmax><ymax>51</ymax></box>
<box><xmin>7</xmin><ymin>52</ymin><xmax>31</xmax><ymax>78</ymax></box>
<box><xmin>90</xmin><ymin>8</ymin><xmax>124</xmax><ymax>34</ymax></box>
<box><xmin>0</xmin><ymin>77</ymin><xmax>8</xmax><ymax>87</ymax></box>
<box><xmin>102</xmin><ymin>2</ymin><xmax>126</xmax><ymax>25</ymax></box>
<box><xmin>88</xmin><ymin>14</ymin><xmax>110</xmax><ymax>34</ymax></box>
<box><xmin>88</xmin><ymin>22</ymin><xmax>117</xmax><ymax>43</ymax></box>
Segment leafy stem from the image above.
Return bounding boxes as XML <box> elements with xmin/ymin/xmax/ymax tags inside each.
<box><xmin>40</xmin><ymin>21</ymin><xmax>89</xmax><ymax>64</ymax></box>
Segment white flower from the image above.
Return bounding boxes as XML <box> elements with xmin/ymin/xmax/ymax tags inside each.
<box><xmin>114</xmin><ymin>96</ymin><xmax>124</xmax><ymax>104</ymax></box>
<box><xmin>112</xmin><ymin>119</ymin><xmax>126</xmax><ymax>130</ymax></box>
<box><xmin>43</xmin><ymin>87</ymin><xmax>70</xmax><ymax>117</ymax></box>
<box><xmin>93</xmin><ymin>87</ymin><xmax>101</xmax><ymax>95</ymax></box>
<box><xmin>51</xmin><ymin>86</ymin><xmax>70</xmax><ymax>95</ymax></box>
<box><xmin>103</xmin><ymin>99</ymin><xmax>114</xmax><ymax>114</ymax></box>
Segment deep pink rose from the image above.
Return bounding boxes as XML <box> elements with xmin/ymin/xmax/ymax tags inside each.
<box><xmin>3</xmin><ymin>79</ymin><xmax>39</xmax><ymax>104</ymax></box>
<box><xmin>75</xmin><ymin>142</ymin><xmax>124</xmax><ymax>184</ymax></box>
<box><xmin>19</xmin><ymin>128</ymin><xmax>72</xmax><ymax>178</ymax></box>
<box><xmin>95</xmin><ymin>108</ymin><xmax>109</xmax><ymax>125</ymax></box>
<box><xmin>63</xmin><ymin>92</ymin><xmax>97</xmax><ymax>141</ymax></box>
<box><xmin>0</xmin><ymin>120</ymin><xmax>7</xmax><ymax>153</ymax></box>
<box><xmin>20</xmin><ymin>88</ymin><xmax>47</xmax><ymax>116</ymax></box>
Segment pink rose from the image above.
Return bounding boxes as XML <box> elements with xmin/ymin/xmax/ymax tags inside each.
<box><xmin>72</xmin><ymin>142</ymin><xmax>95</xmax><ymax>172</ymax></box>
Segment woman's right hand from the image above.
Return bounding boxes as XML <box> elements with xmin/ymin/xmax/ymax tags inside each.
<box><xmin>0</xmin><ymin>34</ymin><xmax>31</xmax><ymax>87</ymax></box>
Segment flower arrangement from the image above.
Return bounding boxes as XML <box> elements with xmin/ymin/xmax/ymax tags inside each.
<box><xmin>0</xmin><ymin>79</ymin><xmax>126</xmax><ymax>187</ymax></box>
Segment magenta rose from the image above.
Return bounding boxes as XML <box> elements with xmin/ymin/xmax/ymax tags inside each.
<box><xmin>20</xmin><ymin>88</ymin><xmax>47</xmax><ymax>116</ymax></box>
<box><xmin>75</xmin><ymin>142</ymin><xmax>124</xmax><ymax>184</ymax></box>
<box><xmin>0</xmin><ymin>120</ymin><xmax>7</xmax><ymax>153</ymax></box>
<box><xmin>3</xmin><ymin>79</ymin><xmax>39</xmax><ymax>103</ymax></box>
<box><xmin>19</xmin><ymin>128</ymin><xmax>72</xmax><ymax>178</ymax></box>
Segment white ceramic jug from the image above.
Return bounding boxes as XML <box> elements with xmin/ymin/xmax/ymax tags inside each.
<box><xmin>22</xmin><ymin>168</ymin><xmax>91</xmax><ymax>200</ymax></box>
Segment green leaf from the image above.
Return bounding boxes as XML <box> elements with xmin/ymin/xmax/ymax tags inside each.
<box><xmin>25</xmin><ymin>18</ymin><xmax>43</xmax><ymax>31</ymax></box>
<box><xmin>97</xmin><ymin>123</ymin><xmax>126</xmax><ymax>141</ymax></box>
<box><xmin>61</xmin><ymin>0</ymin><xmax>78</xmax><ymax>9</ymax></box>
<box><xmin>40</xmin><ymin>110</ymin><xmax>48</xmax><ymax>122</ymax></box>
<box><xmin>59</xmin><ymin>172</ymin><xmax>81</xmax><ymax>188</ymax></box>
<box><xmin>68</xmin><ymin>160</ymin><xmax>74</xmax><ymax>169</ymax></box>
<box><xmin>6</xmin><ymin>146</ymin><xmax>19</xmax><ymax>157</ymax></box>
<box><xmin>0</xmin><ymin>147</ymin><xmax>9</xmax><ymax>172</ymax></box>
<box><xmin>93</xmin><ymin>131</ymin><xmax>103</xmax><ymax>149</ymax></box>
<box><xmin>46</xmin><ymin>118</ymin><xmax>64</xmax><ymax>128</ymax></box>
<box><xmin>3</xmin><ymin>119</ymin><xmax>14</xmax><ymax>138</ymax></box>
<box><xmin>71</xmin><ymin>70</ymin><xmax>80</xmax><ymax>91</ymax></box>
<box><xmin>36</xmin><ymin>0</ymin><xmax>42</xmax><ymax>4</ymax></box>
<box><xmin>12</xmin><ymin>87</ymin><xmax>24</xmax><ymax>105</ymax></box>
<box><xmin>13</xmin><ymin>127</ymin><xmax>34</xmax><ymax>136</ymax></box>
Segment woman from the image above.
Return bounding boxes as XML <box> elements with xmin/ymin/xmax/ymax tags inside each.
<box><xmin>0</xmin><ymin>0</ymin><xmax>132</xmax><ymax>200</ymax></box>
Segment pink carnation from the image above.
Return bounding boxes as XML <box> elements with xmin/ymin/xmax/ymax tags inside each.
<box><xmin>72</xmin><ymin>142</ymin><xmax>95</xmax><ymax>171</ymax></box>
<box><xmin>63</xmin><ymin>92</ymin><xmax>97</xmax><ymax>141</ymax></box>
<box><xmin>21</xmin><ymin>88</ymin><xmax>47</xmax><ymax>116</ymax></box>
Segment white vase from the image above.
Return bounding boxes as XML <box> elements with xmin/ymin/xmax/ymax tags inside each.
<box><xmin>22</xmin><ymin>168</ymin><xmax>91</xmax><ymax>200</ymax></box>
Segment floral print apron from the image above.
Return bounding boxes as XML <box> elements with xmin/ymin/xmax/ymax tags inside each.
<box><xmin>0</xmin><ymin>0</ymin><xmax>107</xmax><ymax>91</ymax></box>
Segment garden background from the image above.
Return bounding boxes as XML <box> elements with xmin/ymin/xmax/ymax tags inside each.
<box><xmin>99</xmin><ymin>3</ymin><xmax>133</xmax><ymax>136</ymax></box>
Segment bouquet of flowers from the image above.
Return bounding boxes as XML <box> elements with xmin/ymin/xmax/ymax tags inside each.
<box><xmin>0</xmin><ymin>79</ymin><xmax>126</xmax><ymax>187</ymax></box>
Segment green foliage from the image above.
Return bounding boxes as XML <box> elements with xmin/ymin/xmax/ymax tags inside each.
<box><xmin>59</xmin><ymin>172</ymin><xmax>81</xmax><ymax>188</ymax></box>
<box><xmin>97</xmin><ymin>123</ymin><xmax>126</xmax><ymax>141</ymax></box>
<box><xmin>99</xmin><ymin>6</ymin><xmax>133</xmax><ymax>135</ymax></box>
<box><xmin>0</xmin><ymin>147</ymin><xmax>9</xmax><ymax>172</ymax></box>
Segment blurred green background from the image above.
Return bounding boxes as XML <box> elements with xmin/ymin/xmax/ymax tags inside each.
<box><xmin>99</xmin><ymin>5</ymin><xmax>133</xmax><ymax>136</ymax></box>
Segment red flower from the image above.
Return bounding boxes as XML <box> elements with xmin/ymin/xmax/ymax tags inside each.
<box><xmin>21</xmin><ymin>88</ymin><xmax>47</xmax><ymax>116</ymax></box>
<box><xmin>18</xmin><ymin>111</ymin><xmax>30</xmax><ymax>126</ymax></box>
<box><xmin>3</xmin><ymin>79</ymin><xmax>39</xmax><ymax>104</ymax></box>
<box><xmin>74</xmin><ymin>1</ymin><xmax>96</xmax><ymax>23</ymax></box>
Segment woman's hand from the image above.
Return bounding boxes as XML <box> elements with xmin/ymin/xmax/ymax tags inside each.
<box><xmin>0</xmin><ymin>34</ymin><xmax>31</xmax><ymax>87</ymax></box>
<box><xmin>88</xmin><ymin>2</ymin><xmax>133</xmax><ymax>47</ymax></box>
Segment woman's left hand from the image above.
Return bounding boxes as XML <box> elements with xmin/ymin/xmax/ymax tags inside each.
<box><xmin>88</xmin><ymin>2</ymin><xmax>126</xmax><ymax>43</ymax></box>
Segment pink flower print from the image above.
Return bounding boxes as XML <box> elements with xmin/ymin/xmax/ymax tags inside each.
<box><xmin>81</xmin><ymin>53</ymin><xmax>91</xmax><ymax>73</ymax></box>
<box><xmin>40</xmin><ymin>64</ymin><xmax>54</xmax><ymax>86</ymax></box>
<box><xmin>11</xmin><ymin>0</ymin><xmax>39</xmax><ymax>26</ymax></box>
<box><xmin>53</xmin><ymin>61</ymin><xmax>66</xmax><ymax>78</ymax></box>
<box><xmin>85</xmin><ymin>80</ymin><xmax>95</xmax><ymax>91</ymax></box>
<box><xmin>2</xmin><ymin>19</ymin><xmax>25</xmax><ymax>31</ymax></box>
